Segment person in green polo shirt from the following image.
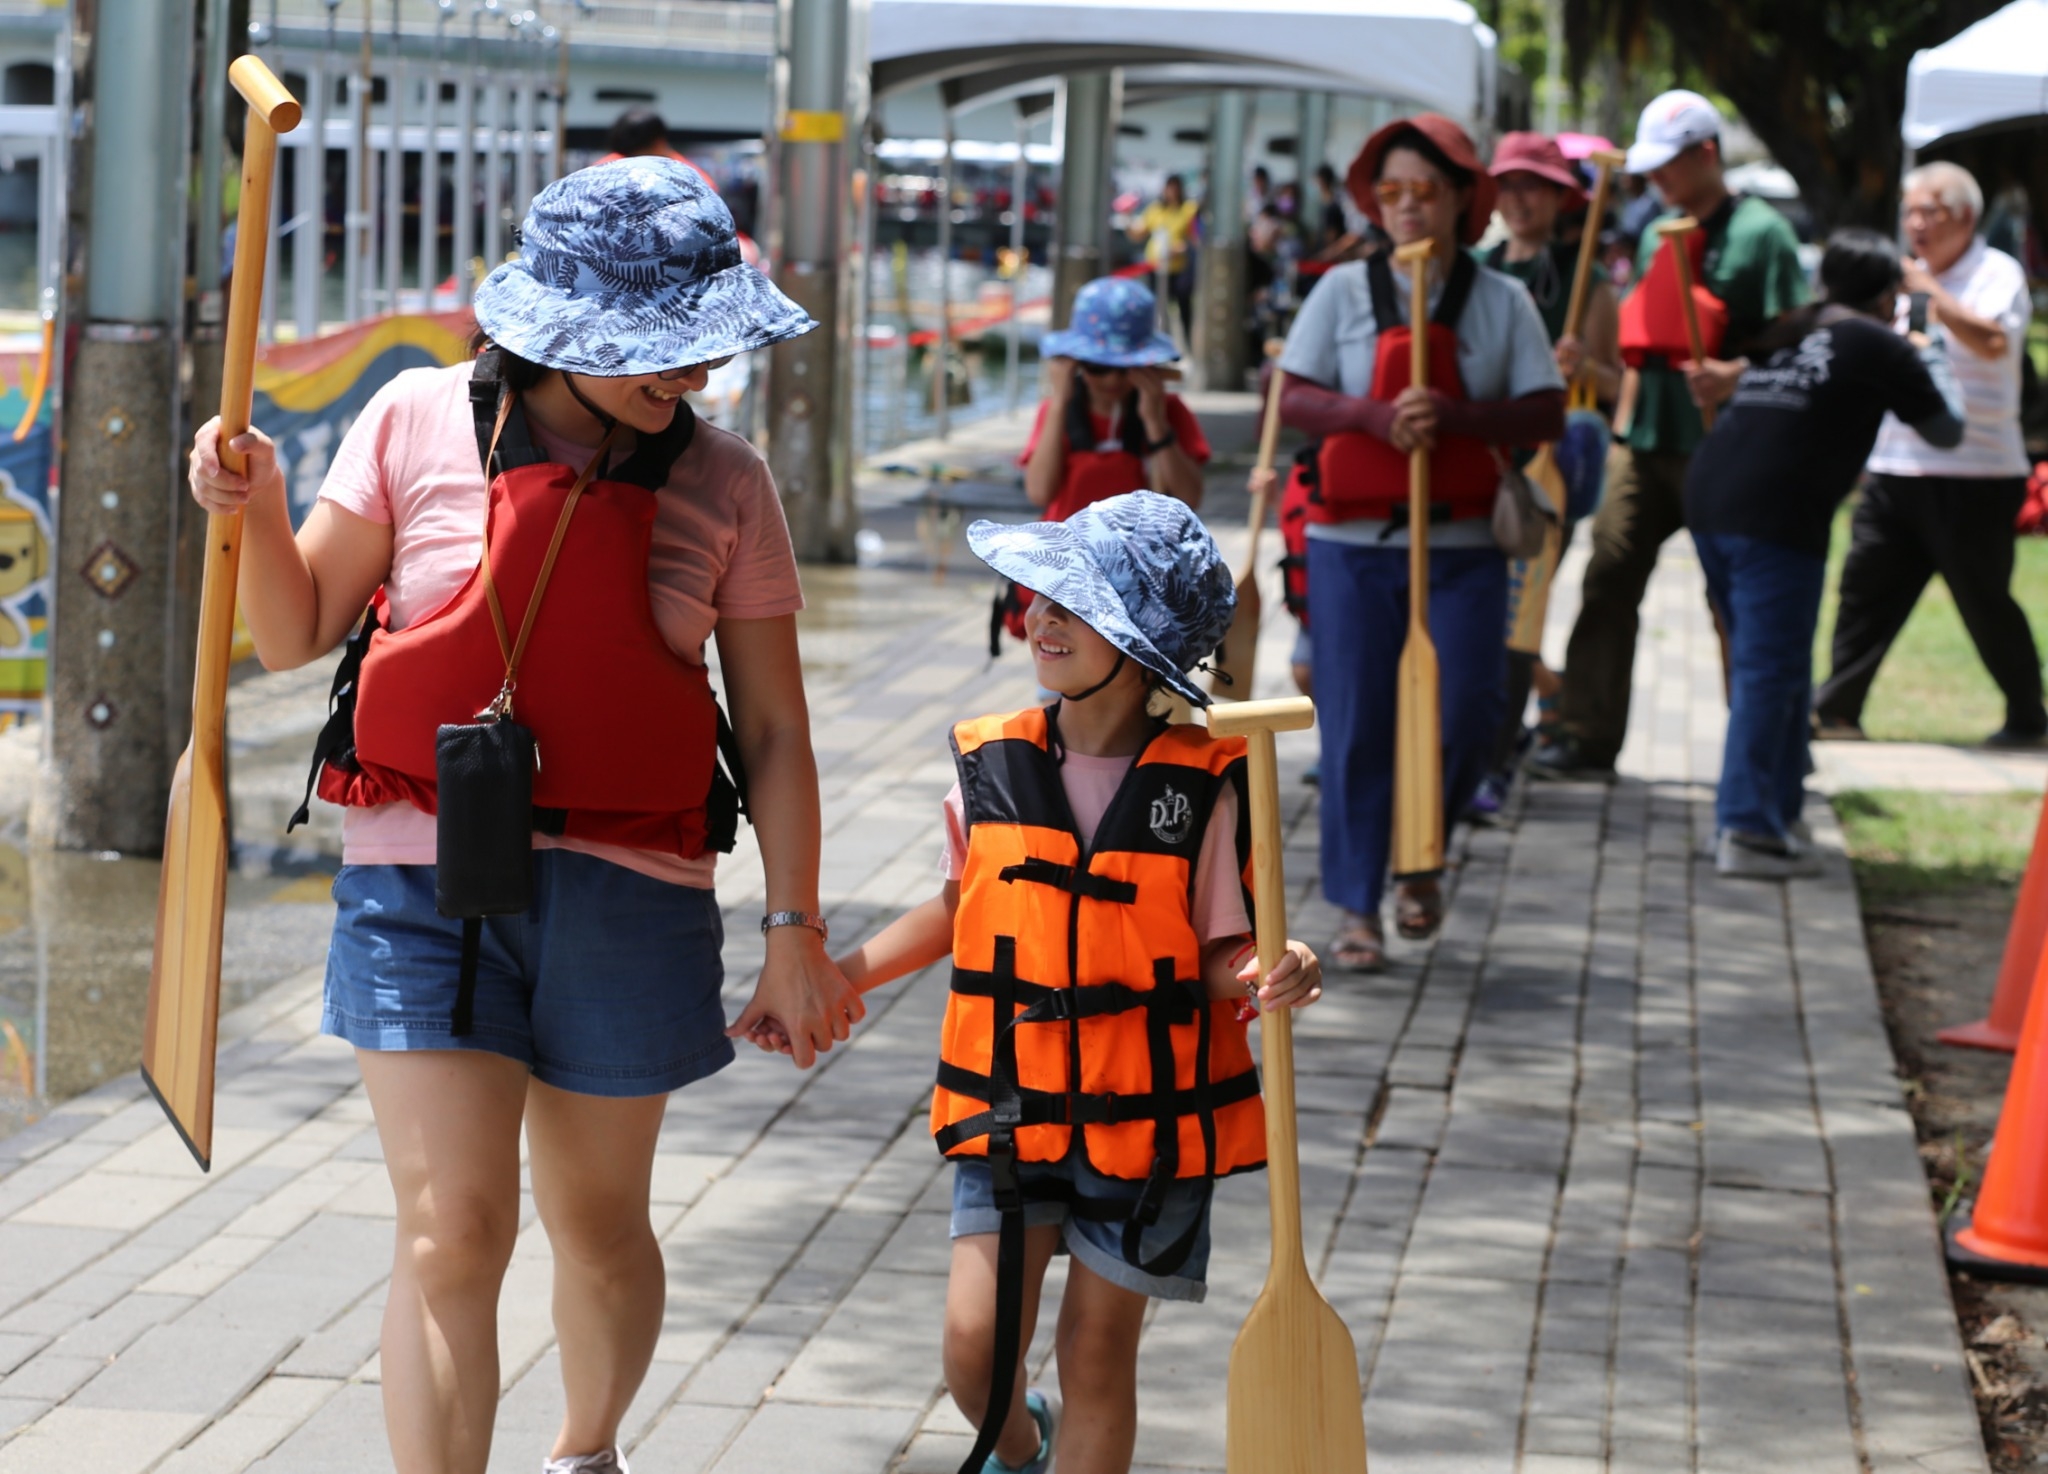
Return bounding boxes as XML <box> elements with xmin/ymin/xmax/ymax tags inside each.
<box><xmin>1531</xmin><ymin>90</ymin><xmax>1807</xmax><ymax>780</ymax></box>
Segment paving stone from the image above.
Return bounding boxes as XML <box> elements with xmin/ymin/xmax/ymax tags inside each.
<box><xmin>1370</xmin><ymin>1087</ymin><xmax>1450</xmax><ymax>1152</ymax></box>
<box><xmin>706</xmin><ymin>1401</ymin><xmax>920</xmax><ymax>1473</ymax></box>
<box><xmin>0</xmin><ymin>1406</ymin><xmax>203</xmax><ymax>1474</ymax></box>
<box><xmin>627</xmin><ymin>1401</ymin><xmax>749</xmax><ymax>1472</ymax></box>
<box><xmin>153</xmin><ymin>1375</ymin><xmax>344</xmax><ymax>1474</ymax></box>
<box><xmin>245</xmin><ymin>1380</ymin><xmax>389</xmax><ymax>1472</ymax></box>
<box><xmin>1696</xmin><ymin>1357</ymin><xmax>1859</xmax><ymax>1474</ymax></box>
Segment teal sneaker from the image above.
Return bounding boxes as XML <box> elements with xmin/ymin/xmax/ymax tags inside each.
<box><xmin>983</xmin><ymin>1387</ymin><xmax>1055</xmax><ymax>1474</ymax></box>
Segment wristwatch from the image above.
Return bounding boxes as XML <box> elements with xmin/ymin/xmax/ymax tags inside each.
<box><xmin>761</xmin><ymin>910</ymin><xmax>829</xmax><ymax>942</ymax></box>
<box><xmin>1142</xmin><ymin>431</ymin><xmax>1177</xmax><ymax>454</ymax></box>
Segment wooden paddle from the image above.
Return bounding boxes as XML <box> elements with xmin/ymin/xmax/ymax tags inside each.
<box><xmin>1213</xmin><ymin>695</ymin><xmax>1367</xmax><ymax>1473</ymax></box>
<box><xmin>1508</xmin><ymin>147</ymin><xmax>1624</xmax><ymax>657</ymax></box>
<box><xmin>1210</xmin><ymin>341</ymin><xmax>1288</xmax><ymax>701</ymax></box>
<box><xmin>143</xmin><ymin>57</ymin><xmax>300</xmax><ymax>1171</ymax></box>
<box><xmin>1390</xmin><ymin>237</ymin><xmax>1443</xmax><ymax>881</ymax></box>
<box><xmin>1658</xmin><ymin>215</ymin><xmax>1714</xmax><ymax>431</ymax></box>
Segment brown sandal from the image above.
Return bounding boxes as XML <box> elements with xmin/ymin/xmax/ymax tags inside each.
<box><xmin>1331</xmin><ymin>914</ymin><xmax>1386</xmax><ymax>973</ymax></box>
<box><xmin>1393</xmin><ymin>880</ymin><xmax>1445</xmax><ymax>941</ymax></box>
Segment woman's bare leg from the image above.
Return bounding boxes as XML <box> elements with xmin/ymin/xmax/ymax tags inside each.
<box><xmin>524</xmin><ymin>1079</ymin><xmax>670</xmax><ymax>1461</ymax></box>
<box><xmin>359</xmin><ymin>1048</ymin><xmax>531</xmax><ymax>1474</ymax></box>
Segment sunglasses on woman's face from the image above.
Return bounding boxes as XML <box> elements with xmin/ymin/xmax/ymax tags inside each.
<box><xmin>655</xmin><ymin>356</ymin><xmax>735</xmax><ymax>382</ymax></box>
<box><xmin>1076</xmin><ymin>362</ymin><xmax>1125</xmax><ymax>377</ymax></box>
<box><xmin>1373</xmin><ymin>178</ymin><xmax>1442</xmax><ymax>206</ymax></box>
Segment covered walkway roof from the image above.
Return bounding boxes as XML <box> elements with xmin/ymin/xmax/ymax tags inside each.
<box><xmin>868</xmin><ymin>0</ymin><xmax>1499</xmax><ymax>125</ymax></box>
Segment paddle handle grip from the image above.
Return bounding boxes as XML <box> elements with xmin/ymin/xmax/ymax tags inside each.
<box><xmin>194</xmin><ymin>64</ymin><xmax>296</xmax><ymax>754</ymax></box>
<box><xmin>1244</xmin><ymin>724</ymin><xmax>1308</xmax><ymax>1279</ymax></box>
<box><xmin>1561</xmin><ymin>152</ymin><xmax>1623</xmax><ymax>343</ymax></box>
<box><xmin>1243</xmin><ymin>361</ymin><xmax>1287</xmax><ymax>570</ymax></box>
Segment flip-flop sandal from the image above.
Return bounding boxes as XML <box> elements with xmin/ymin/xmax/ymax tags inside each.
<box><xmin>1331</xmin><ymin>919</ymin><xmax>1385</xmax><ymax>973</ymax></box>
<box><xmin>1393</xmin><ymin>882</ymin><xmax>1444</xmax><ymax>942</ymax></box>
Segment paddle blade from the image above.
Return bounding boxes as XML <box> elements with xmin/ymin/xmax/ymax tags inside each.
<box><xmin>1211</xmin><ymin>574</ymin><xmax>1263</xmax><ymax>700</ymax></box>
<box><xmin>143</xmin><ymin>741</ymin><xmax>229</xmax><ymax>1171</ymax></box>
<box><xmin>1227</xmin><ymin>1274</ymin><xmax>1368</xmax><ymax>1471</ymax></box>
<box><xmin>1391</xmin><ymin>629</ymin><xmax>1443</xmax><ymax>878</ymax></box>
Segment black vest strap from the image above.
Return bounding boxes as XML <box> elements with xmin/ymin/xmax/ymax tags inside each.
<box><xmin>287</xmin><ymin>601</ymin><xmax>383</xmax><ymax>833</ymax></box>
<box><xmin>1063</xmin><ymin>386</ymin><xmax>1148</xmax><ymax>458</ymax></box>
<box><xmin>997</xmin><ymin>857</ymin><xmax>1138</xmax><ymax>905</ymax></box>
<box><xmin>932</xmin><ymin>1059</ymin><xmax>1261</xmax><ymax>1143</ymax></box>
<box><xmin>1366</xmin><ymin>247</ymin><xmax>1478</xmax><ymax>334</ymax></box>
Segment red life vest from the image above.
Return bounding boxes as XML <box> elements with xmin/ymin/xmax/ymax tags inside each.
<box><xmin>1308</xmin><ymin>250</ymin><xmax>1499</xmax><ymax>526</ymax></box>
<box><xmin>1279</xmin><ymin>448</ymin><xmax>1313</xmax><ymax>625</ymax></box>
<box><xmin>295</xmin><ymin>355</ymin><xmax>740</xmax><ymax>860</ymax></box>
<box><xmin>1618</xmin><ymin>220</ymin><xmax>1728</xmax><ymax>368</ymax></box>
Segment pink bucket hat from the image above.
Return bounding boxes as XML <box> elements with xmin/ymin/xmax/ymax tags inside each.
<box><xmin>1489</xmin><ymin>132</ymin><xmax>1587</xmax><ymax>210</ymax></box>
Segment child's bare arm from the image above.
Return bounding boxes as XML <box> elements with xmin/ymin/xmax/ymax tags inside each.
<box><xmin>1199</xmin><ymin>935</ymin><xmax>1323</xmax><ymax>1012</ymax></box>
<box><xmin>837</xmin><ymin>883</ymin><xmax>960</xmax><ymax>994</ymax></box>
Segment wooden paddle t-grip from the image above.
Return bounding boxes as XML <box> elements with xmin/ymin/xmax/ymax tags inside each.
<box><xmin>1659</xmin><ymin>216</ymin><xmax>1715</xmax><ymax>431</ymax></box>
<box><xmin>144</xmin><ymin>56</ymin><xmax>300</xmax><ymax>1171</ymax></box>
<box><xmin>1211</xmin><ymin>698</ymin><xmax>1367</xmax><ymax>1472</ymax></box>
<box><xmin>1389</xmin><ymin>238</ymin><xmax>1444</xmax><ymax>880</ymax></box>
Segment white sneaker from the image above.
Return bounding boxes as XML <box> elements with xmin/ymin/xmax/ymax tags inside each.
<box><xmin>1716</xmin><ymin>830</ymin><xmax>1823</xmax><ymax>880</ymax></box>
<box><xmin>544</xmin><ymin>1451</ymin><xmax>627</xmax><ymax>1474</ymax></box>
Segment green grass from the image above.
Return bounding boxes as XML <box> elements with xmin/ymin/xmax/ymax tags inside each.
<box><xmin>1812</xmin><ymin>503</ymin><xmax>2048</xmax><ymax>745</ymax></box>
<box><xmin>1834</xmin><ymin>789</ymin><xmax>2039</xmax><ymax>900</ymax></box>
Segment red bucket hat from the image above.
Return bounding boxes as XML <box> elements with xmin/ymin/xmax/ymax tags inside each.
<box><xmin>1489</xmin><ymin>131</ymin><xmax>1587</xmax><ymax>210</ymax></box>
<box><xmin>1345</xmin><ymin>113</ymin><xmax>1497</xmax><ymax>246</ymax></box>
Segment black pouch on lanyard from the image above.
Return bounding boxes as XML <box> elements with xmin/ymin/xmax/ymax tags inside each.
<box><xmin>433</xmin><ymin>399</ymin><xmax>619</xmax><ymax>928</ymax></box>
<box><xmin>434</xmin><ymin>716</ymin><xmax>537</xmax><ymax>917</ymax></box>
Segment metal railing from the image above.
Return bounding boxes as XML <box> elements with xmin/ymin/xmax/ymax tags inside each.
<box><xmin>263</xmin><ymin>0</ymin><xmax>774</xmax><ymax>56</ymax></box>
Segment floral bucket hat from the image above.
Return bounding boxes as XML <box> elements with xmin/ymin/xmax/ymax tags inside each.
<box><xmin>967</xmin><ymin>491</ymin><xmax>1235</xmax><ymax>707</ymax></box>
<box><xmin>1039</xmin><ymin>276</ymin><xmax>1180</xmax><ymax>368</ymax></box>
<box><xmin>474</xmin><ymin>158</ymin><xmax>816</xmax><ymax>375</ymax></box>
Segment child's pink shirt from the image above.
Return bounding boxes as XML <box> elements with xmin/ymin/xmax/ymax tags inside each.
<box><xmin>315</xmin><ymin>360</ymin><xmax>804</xmax><ymax>887</ymax></box>
<box><xmin>939</xmin><ymin>748</ymin><xmax>1252</xmax><ymax>944</ymax></box>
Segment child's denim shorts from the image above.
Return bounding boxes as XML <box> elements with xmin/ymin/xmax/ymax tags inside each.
<box><xmin>951</xmin><ymin>1154</ymin><xmax>1214</xmax><ymax>1303</ymax></box>
<box><xmin>322</xmin><ymin>851</ymin><xmax>735</xmax><ymax>1098</ymax></box>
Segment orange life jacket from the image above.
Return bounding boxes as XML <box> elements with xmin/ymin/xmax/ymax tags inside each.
<box><xmin>1618</xmin><ymin>220</ymin><xmax>1728</xmax><ymax>367</ymax></box>
<box><xmin>1309</xmin><ymin>250</ymin><xmax>1499</xmax><ymax>525</ymax></box>
<box><xmin>931</xmin><ymin>705</ymin><xmax>1267</xmax><ymax>1187</ymax></box>
<box><xmin>292</xmin><ymin>354</ymin><xmax>743</xmax><ymax>860</ymax></box>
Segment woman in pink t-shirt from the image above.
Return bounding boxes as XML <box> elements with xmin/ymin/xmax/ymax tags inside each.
<box><xmin>187</xmin><ymin>161</ymin><xmax>858</xmax><ymax>1474</ymax></box>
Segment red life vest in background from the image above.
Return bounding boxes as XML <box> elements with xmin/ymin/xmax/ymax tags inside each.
<box><xmin>1308</xmin><ymin>250</ymin><xmax>1500</xmax><ymax>526</ymax></box>
<box><xmin>303</xmin><ymin>361</ymin><xmax>734</xmax><ymax>860</ymax></box>
<box><xmin>1617</xmin><ymin>220</ymin><xmax>1728</xmax><ymax>367</ymax></box>
<box><xmin>1279</xmin><ymin>449</ymin><xmax>1313</xmax><ymax>625</ymax></box>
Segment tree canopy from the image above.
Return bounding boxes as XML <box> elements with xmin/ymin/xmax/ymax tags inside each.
<box><xmin>1562</xmin><ymin>0</ymin><xmax>2012</xmax><ymax>227</ymax></box>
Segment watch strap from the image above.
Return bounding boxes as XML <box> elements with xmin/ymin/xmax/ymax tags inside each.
<box><xmin>761</xmin><ymin>909</ymin><xmax>829</xmax><ymax>941</ymax></box>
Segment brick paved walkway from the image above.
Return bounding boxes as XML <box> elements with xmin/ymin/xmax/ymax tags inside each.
<box><xmin>0</xmin><ymin>467</ymin><xmax>1988</xmax><ymax>1472</ymax></box>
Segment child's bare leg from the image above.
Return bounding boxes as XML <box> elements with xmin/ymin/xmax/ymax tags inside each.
<box><xmin>944</xmin><ymin>1225</ymin><xmax>1062</xmax><ymax>1467</ymax></box>
<box><xmin>1051</xmin><ymin>1254</ymin><xmax>1150</xmax><ymax>1474</ymax></box>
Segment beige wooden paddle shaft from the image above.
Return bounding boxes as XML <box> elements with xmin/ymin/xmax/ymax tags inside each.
<box><xmin>1215</xmin><ymin>696</ymin><xmax>1368</xmax><ymax>1473</ymax></box>
<box><xmin>1561</xmin><ymin>150</ymin><xmax>1625</xmax><ymax>342</ymax></box>
<box><xmin>1390</xmin><ymin>239</ymin><xmax>1443</xmax><ymax>879</ymax></box>
<box><xmin>145</xmin><ymin>57</ymin><xmax>299</xmax><ymax>1170</ymax></box>
<box><xmin>1660</xmin><ymin>217</ymin><xmax>1714</xmax><ymax>431</ymax></box>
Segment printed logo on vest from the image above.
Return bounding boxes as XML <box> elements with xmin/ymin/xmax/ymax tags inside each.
<box><xmin>1149</xmin><ymin>784</ymin><xmax>1194</xmax><ymax>846</ymax></box>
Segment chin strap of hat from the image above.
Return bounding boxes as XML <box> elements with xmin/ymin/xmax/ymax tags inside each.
<box><xmin>560</xmin><ymin>371</ymin><xmax>619</xmax><ymax>437</ymax></box>
<box><xmin>1062</xmin><ymin>651</ymin><xmax>1127</xmax><ymax>704</ymax></box>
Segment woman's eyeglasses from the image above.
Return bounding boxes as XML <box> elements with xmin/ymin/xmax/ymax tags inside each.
<box><xmin>1076</xmin><ymin>362</ymin><xmax>1125</xmax><ymax>377</ymax></box>
<box><xmin>1373</xmin><ymin>178</ymin><xmax>1442</xmax><ymax>206</ymax></box>
<box><xmin>655</xmin><ymin>356</ymin><xmax>735</xmax><ymax>381</ymax></box>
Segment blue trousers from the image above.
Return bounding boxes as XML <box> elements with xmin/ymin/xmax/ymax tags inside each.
<box><xmin>1693</xmin><ymin>532</ymin><xmax>1826</xmax><ymax>844</ymax></box>
<box><xmin>1307</xmin><ymin>538</ymin><xmax>1508</xmax><ymax>914</ymax></box>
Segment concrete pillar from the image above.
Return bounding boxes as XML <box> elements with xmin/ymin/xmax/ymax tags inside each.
<box><xmin>1052</xmin><ymin>69</ymin><xmax>1119</xmax><ymax>329</ymax></box>
<box><xmin>1296</xmin><ymin>90</ymin><xmax>1330</xmax><ymax>184</ymax></box>
<box><xmin>764</xmin><ymin>0</ymin><xmax>857</xmax><ymax>562</ymax></box>
<box><xmin>36</xmin><ymin>0</ymin><xmax>196</xmax><ymax>853</ymax></box>
<box><xmin>1196</xmin><ymin>90</ymin><xmax>1250</xmax><ymax>392</ymax></box>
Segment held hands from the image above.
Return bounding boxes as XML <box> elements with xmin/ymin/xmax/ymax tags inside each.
<box><xmin>189</xmin><ymin>415</ymin><xmax>284</xmax><ymax>516</ymax></box>
<box><xmin>725</xmin><ymin>927</ymin><xmax>866</xmax><ymax>1070</ymax></box>
<box><xmin>1387</xmin><ymin>385</ymin><xmax>1439</xmax><ymax>455</ymax></box>
<box><xmin>1678</xmin><ymin>357</ymin><xmax>1745</xmax><ymax>411</ymax></box>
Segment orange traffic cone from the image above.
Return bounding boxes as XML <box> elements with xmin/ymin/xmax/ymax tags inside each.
<box><xmin>1948</xmin><ymin>938</ymin><xmax>2048</xmax><ymax>1283</ymax></box>
<box><xmin>1938</xmin><ymin>786</ymin><xmax>2048</xmax><ymax>1053</ymax></box>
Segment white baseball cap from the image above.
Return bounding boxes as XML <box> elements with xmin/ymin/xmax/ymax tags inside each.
<box><xmin>1625</xmin><ymin>90</ymin><xmax>1723</xmax><ymax>174</ymax></box>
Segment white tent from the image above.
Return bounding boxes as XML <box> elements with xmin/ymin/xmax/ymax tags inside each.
<box><xmin>869</xmin><ymin>0</ymin><xmax>1500</xmax><ymax>126</ymax></box>
<box><xmin>1901</xmin><ymin>0</ymin><xmax>2048</xmax><ymax>151</ymax></box>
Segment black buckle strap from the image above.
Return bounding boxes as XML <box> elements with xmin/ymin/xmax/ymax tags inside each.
<box><xmin>288</xmin><ymin>601</ymin><xmax>383</xmax><ymax>832</ymax></box>
<box><xmin>997</xmin><ymin>857</ymin><xmax>1138</xmax><ymax>904</ymax></box>
<box><xmin>932</xmin><ymin>1062</ymin><xmax>1261</xmax><ymax>1147</ymax></box>
<box><xmin>452</xmin><ymin>918</ymin><xmax>482</xmax><ymax>1037</ymax></box>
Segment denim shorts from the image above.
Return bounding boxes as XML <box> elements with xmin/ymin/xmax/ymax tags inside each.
<box><xmin>950</xmin><ymin>1155</ymin><xmax>1214</xmax><ymax>1303</ymax></box>
<box><xmin>322</xmin><ymin>852</ymin><xmax>735</xmax><ymax>1097</ymax></box>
